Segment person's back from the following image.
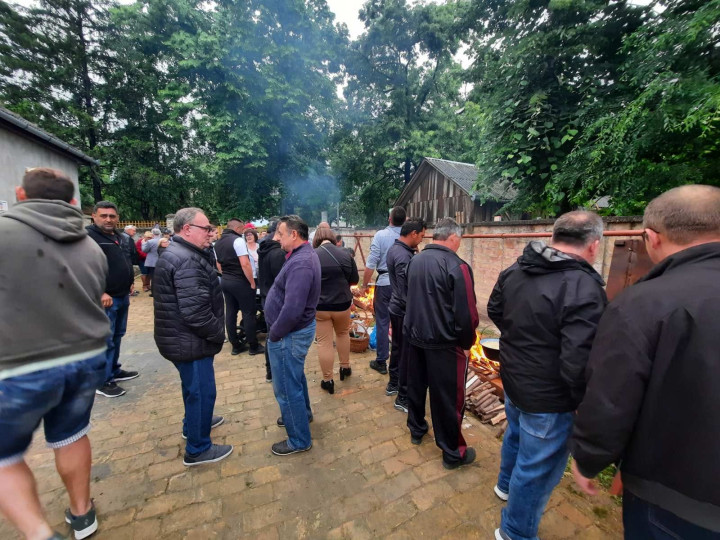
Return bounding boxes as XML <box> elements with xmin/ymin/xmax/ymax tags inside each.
<box><xmin>316</xmin><ymin>241</ymin><xmax>358</xmax><ymax>308</ymax></box>
<box><xmin>571</xmin><ymin>185</ymin><xmax>720</xmax><ymax>537</ymax></box>
<box><xmin>0</xmin><ymin>168</ymin><xmax>109</xmax><ymax>540</ymax></box>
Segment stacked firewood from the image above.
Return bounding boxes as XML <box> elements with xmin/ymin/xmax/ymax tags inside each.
<box><xmin>465</xmin><ymin>373</ymin><xmax>506</xmax><ymax>426</ymax></box>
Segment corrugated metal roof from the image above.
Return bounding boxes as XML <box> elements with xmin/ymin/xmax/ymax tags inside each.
<box><xmin>0</xmin><ymin>106</ymin><xmax>99</xmax><ymax>166</ymax></box>
<box><xmin>422</xmin><ymin>157</ymin><xmax>516</xmax><ymax>201</ymax></box>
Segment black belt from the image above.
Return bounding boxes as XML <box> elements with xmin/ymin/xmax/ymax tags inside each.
<box><xmin>377</xmin><ymin>269</ymin><xmax>388</xmax><ymax>276</ymax></box>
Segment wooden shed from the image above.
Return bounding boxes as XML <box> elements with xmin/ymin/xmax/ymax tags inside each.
<box><xmin>395</xmin><ymin>157</ymin><xmax>515</xmax><ymax>224</ymax></box>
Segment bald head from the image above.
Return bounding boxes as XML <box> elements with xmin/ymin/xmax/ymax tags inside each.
<box><xmin>317</xmin><ymin>221</ymin><xmax>330</xmax><ymax>229</ymax></box>
<box><xmin>644</xmin><ymin>185</ymin><xmax>720</xmax><ymax>245</ymax></box>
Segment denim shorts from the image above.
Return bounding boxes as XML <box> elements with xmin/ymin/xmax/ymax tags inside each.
<box><xmin>0</xmin><ymin>354</ymin><xmax>106</xmax><ymax>467</ymax></box>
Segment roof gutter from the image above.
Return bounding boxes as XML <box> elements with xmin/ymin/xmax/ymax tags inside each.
<box><xmin>0</xmin><ymin>108</ymin><xmax>99</xmax><ymax>166</ymax></box>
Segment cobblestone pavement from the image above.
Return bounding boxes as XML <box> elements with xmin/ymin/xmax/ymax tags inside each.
<box><xmin>1</xmin><ymin>287</ymin><xmax>623</xmax><ymax>539</ymax></box>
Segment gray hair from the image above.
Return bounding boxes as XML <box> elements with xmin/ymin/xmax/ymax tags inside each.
<box><xmin>151</xmin><ymin>228</ymin><xmax>161</xmax><ymax>236</ymax></box>
<box><xmin>552</xmin><ymin>211</ymin><xmax>603</xmax><ymax>247</ymax></box>
<box><xmin>173</xmin><ymin>207</ymin><xmax>204</xmax><ymax>233</ymax></box>
<box><xmin>643</xmin><ymin>185</ymin><xmax>720</xmax><ymax>245</ymax></box>
<box><xmin>433</xmin><ymin>217</ymin><xmax>462</xmax><ymax>241</ymax></box>
<box><xmin>124</xmin><ymin>225</ymin><xmax>136</xmax><ymax>232</ymax></box>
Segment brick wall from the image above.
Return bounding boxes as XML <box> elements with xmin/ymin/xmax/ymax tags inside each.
<box><xmin>346</xmin><ymin>217</ymin><xmax>643</xmax><ymax>325</ymax></box>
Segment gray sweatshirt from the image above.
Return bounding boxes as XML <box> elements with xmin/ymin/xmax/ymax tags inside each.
<box><xmin>0</xmin><ymin>200</ymin><xmax>110</xmax><ymax>379</ymax></box>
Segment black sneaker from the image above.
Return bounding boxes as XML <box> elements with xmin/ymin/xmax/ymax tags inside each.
<box><xmin>385</xmin><ymin>383</ymin><xmax>399</xmax><ymax>396</ymax></box>
<box><xmin>95</xmin><ymin>382</ymin><xmax>125</xmax><ymax>398</ymax></box>
<box><xmin>182</xmin><ymin>415</ymin><xmax>224</xmax><ymax>439</ymax></box>
<box><xmin>64</xmin><ymin>501</ymin><xmax>98</xmax><ymax>539</ymax></box>
<box><xmin>411</xmin><ymin>434</ymin><xmax>425</xmax><ymax>445</ymax></box>
<box><xmin>249</xmin><ymin>344</ymin><xmax>265</xmax><ymax>355</ymax></box>
<box><xmin>113</xmin><ymin>369</ymin><xmax>139</xmax><ymax>382</ymax></box>
<box><xmin>231</xmin><ymin>345</ymin><xmax>247</xmax><ymax>355</ymax></box>
<box><xmin>183</xmin><ymin>444</ymin><xmax>233</xmax><ymax>466</ymax></box>
<box><xmin>369</xmin><ymin>360</ymin><xmax>388</xmax><ymax>375</ymax></box>
<box><xmin>265</xmin><ymin>369</ymin><xmax>272</xmax><ymax>383</ymax></box>
<box><xmin>271</xmin><ymin>440</ymin><xmax>312</xmax><ymax>455</ymax></box>
<box><xmin>277</xmin><ymin>415</ymin><xmax>313</xmax><ymax>427</ymax></box>
<box><xmin>442</xmin><ymin>447</ymin><xmax>476</xmax><ymax>470</ymax></box>
<box><xmin>394</xmin><ymin>396</ymin><xmax>409</xmax><ymax>413</ymax></box>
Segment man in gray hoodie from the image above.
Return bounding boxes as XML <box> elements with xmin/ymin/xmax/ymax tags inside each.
<box><xmin>0</xmin><ymin>168</ymin><xmax>109</xmax><ymax>540</ymax></box>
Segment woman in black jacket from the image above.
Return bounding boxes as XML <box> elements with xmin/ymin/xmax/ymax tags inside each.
<box><xmin>313</xmin><ymin>227</ymin><xmax>359</xmax><ymax>394</ymax></box>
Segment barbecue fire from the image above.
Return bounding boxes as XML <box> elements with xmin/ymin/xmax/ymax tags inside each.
<box><xmin>469</xmin><ymin>333</ymin><xmax>500</xmax><ymax>374</ymax></box>
<box><xmin>351</xmin><ymin>284</ymin><xmax>375</xmax><ymax>311</ymax></box>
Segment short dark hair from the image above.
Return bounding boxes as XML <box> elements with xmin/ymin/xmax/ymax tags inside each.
<box><xmin>267</xmin><ymin>216</ymin><xmax>280</xmax><ymax>236</ymax></box>
<box><xmin>279</xmin><ymin>214</ymin><xmax>309</xmax><ymax>240</ymax></box>
<box><xmin>312</xmin><ymin>226</ymin><xmax>336</xmax><ymax>248</ymax></box>
<box><xmin>93</xmin><ymin>201</ymin><xmax>118</xmax><ymax>214</ymax></box>
<box><xmin>552</xmin><ymin>211</ymin><xmax>603</xmax><ymax>247</ymax></box>
<box><xmin>390</xmin><ymin>206</ymin><xmax>406</xmax><ymax>226</ymax></box>
<box><xmin>227</xmin><ymin>218</ymin><xmax>243</xmax><ymax>229</ymax></box>
<box><xmin>401</xmin><ymin>217</ymin><xmax>427</xmax><ymax>237</ymax></box>
<box><xmin>244</xmin><ymin>229</ymin><xmax>258</xmax><ymax>242</ymax></box>
<box><xmin>643</xmin><ymin>185</ymin><xmax>720</xmax><ymax>245</ymax></box>
<box><xmin>22</xmin><ymin>168</ymin><xmax>75</xmax><ymax>202</ymax></box>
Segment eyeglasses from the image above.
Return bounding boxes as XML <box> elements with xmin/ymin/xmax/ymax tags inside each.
<box><xmin>188</xmin><ymin>224</ymin><xmax>215</xmax><ymax>234</ymax></box>
<box><xmin>642</xmin><ymin>227</ymin><xmax>659</xmax><ymax>242</ymax></box>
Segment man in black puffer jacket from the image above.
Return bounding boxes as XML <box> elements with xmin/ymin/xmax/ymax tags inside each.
<box><xmin>488</xmin><ymin>211</ymin><xmax>607</xmax><ymax>540</ymax></box>
<box><xmin>153</xmin><ymin>207</ymin><xmax>232</xmax><ymax>467</ymax></box>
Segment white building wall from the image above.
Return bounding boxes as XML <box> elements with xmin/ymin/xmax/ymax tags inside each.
<box><xmin>0</xmin><ymin>128</ymin><xmax>81</xmax><ymax>212</ymax></box>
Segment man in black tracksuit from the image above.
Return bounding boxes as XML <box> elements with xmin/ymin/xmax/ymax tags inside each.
<box><xmin>214</xmin><ymin>219</ymin><xmax>265</xmax><ymax>356</ymax></box>
<box><xmin>257</xmin><ymin>218</ymin><xmax>286</xmax><ymax>382</ymax></box>
<box><xmin>488</xmin><ymin>211</ymin><xmax>607</xmax><ymax>540</ymax></box>
<box><xmin>570</xmin><ymin>185</ymin><xmax>720</xmax><ymax>538</ymax></box>
<box><xmin>404</xmin><ymin>218</ymin><xmax>479</xmax><ymax>470</ymax></box>
<box><xmin>386</xmin><ymin>218</ymin><xmax>426</xmax><ymax>413</ymax></box>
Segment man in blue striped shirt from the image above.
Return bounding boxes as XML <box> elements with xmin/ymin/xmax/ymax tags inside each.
<box><xmin>361</xmin><ymin>206</ymin><xmax>406</xmax><ymax>377</ymax></box>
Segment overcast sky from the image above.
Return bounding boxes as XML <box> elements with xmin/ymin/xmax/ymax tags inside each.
<box><xmin>326</xmin><ymin>0</ymin><xmax>444</xmax><ymax>39</ymax></box>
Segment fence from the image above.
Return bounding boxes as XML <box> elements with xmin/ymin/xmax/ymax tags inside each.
<box><xmin>117</xmin><ymin>221</ymin><xmax>162</xmax><ymax>229</ymax></box>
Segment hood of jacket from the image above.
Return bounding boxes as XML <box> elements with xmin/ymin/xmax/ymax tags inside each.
<box><xmin>518</xmin><ymin>240</ymin><xmax>604</xmax><ymax>285</ymax></box>
<box><xmin>258</xmin><ymin>238</ymin><xmax>282</xmax><ymax>255</ymax></box>
<box><xmin>2</xmin><ymin>199</ymin><xmax>87</xmax><ymax>243</ymax></box>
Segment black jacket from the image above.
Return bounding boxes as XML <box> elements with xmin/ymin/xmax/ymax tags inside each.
<box><xmin>387</xmin><ymin>239</ymin><xmax>415</xmax><ymax>317</ymax></box>
<box><xmin>571</xmin><ymin>242</ymin><xmax>720</xmax><ymax>532</ymax></box>
<box><xmin>403</xmin><ymin>244</ymin><xmax>479</xmax><ymax>350</ymax></box>
<box><xmin>315</xmin><ymin>242</ymin><xmax>359</xmax><ymax>311</ymax></box>
<box><xmin>152</xmin><ymin>237</ymin><xmax>225</xmax><ymax>363</ymax></box>
<box><xmin>257</xmin><ymin>238</ymin><xmax>285</xmax><ymax>298</ymax></box>
<box><xmin>214</xmin><ymin>228</ymin><xmax>249</xmax><ymax>283</ymax></box>
<box><xmin>488</xmin><ymin>241</ymin><xmax>607</xmax><ymax>413</ymax></box>
<box><xmin>86</xmin><ymin>224</ymin><xmax>135</xmax><ymax>297</ymax></box>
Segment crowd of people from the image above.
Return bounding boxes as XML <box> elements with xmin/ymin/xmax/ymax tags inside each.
<box><xmin>0</xmin><ymin>166</ymin><xmax>718</xmax><ymax>540</ymax></box>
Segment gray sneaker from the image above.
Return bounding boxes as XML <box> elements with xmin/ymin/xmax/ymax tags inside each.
<box><xmin>64</xmin><ymin>501</ymin><xmax>98</xmax><ymax>539</ymax></box>
<box><xmin>183</xmin><ymin>444</ymin><xmax>233</xmax><ymax>466</ymax></box>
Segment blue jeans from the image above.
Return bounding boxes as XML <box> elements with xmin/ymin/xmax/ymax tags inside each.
<box><xmin>104</xmin><ymin>294</ymin><xmax>130</xmax><ymax>383</ymax></box>
<box><xmin>173</xmin><ymin>357</ymin><xmax>216</xmax><ymax>456</ymax></box>
<box><xmin>268</xmin><ymin>322</ymin><xmax>315</xmax><ymax>450</ymax></box>
<box><xmin>0</xmin><ymin>354</ymin><xmax>106</xmax><ymax>466</ymax></box>
<box><xmin>623</xmin><ymin>490</ymin><xmax>720</xmax><ymax>539</ymax></box>
<box><xmin>373</xmin><ymin>285</ymin><xmax>392</xmax><ymax>364</ymax></box>
<box><xmin>498</xmin><ymin>397</ymin><xmax>574</xmax><ymax>540</ymax></box>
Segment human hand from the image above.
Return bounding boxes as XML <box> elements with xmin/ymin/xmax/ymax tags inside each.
<box><xmin>101</xmin><ymin>293</ymin><xmax>113</xmax><ymax>308</ymax></box>
<box><xmin>571</xmin><ymin>460</ymin><xmax>599</xmax><ymax>496</ymax></box>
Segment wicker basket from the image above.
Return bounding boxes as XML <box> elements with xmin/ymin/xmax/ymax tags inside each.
<box><xmin>349</xmin><ymin>320</ymin><xmax>369</xmax><ymax>353</ymax></box>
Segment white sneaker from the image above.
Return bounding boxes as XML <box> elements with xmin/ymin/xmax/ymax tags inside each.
<box><xmin>494</xmin><ymin>484</ymin><xmax>509</xmax><ymax>501</ymax></box>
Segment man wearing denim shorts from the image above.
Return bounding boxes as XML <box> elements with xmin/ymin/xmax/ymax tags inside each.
<box><xmin>487</xmin><ymin>211</ymin><xmax>607</xmax><ymax>540</ymax></box>
<box><xmin>0</xmin><ymin>168</ymin><xmax>110</xmax><ymax>540</ymax></box>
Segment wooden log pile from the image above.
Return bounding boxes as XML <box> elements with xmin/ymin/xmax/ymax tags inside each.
<box><xmin>465</xmin><ymin>372</ymin><xmax>507</xmax><ymax>429</ymax></box>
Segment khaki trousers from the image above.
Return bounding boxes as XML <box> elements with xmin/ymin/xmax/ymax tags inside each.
<box><xmin>315</xmin><ymin>309</ymin><xmax>351</xmax><ymax>381</ymax></box>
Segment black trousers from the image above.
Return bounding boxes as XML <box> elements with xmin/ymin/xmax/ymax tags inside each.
<box><xmin>407</xmin><ymin>344</ymin><xmax>469</xmax><ymax>464</ymax></box>
<box><xmin>221</xmin><ymin>278</ymin><xmax>258</xmax><ymax>348</ymax></box>
<box><xmin>388</xmin><ymin>312</ymin><xmax>409</xmax><ymax>399</ymax></box>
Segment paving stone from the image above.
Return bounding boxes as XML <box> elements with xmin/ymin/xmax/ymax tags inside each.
<box><xmin>0</xmin><ymin>292</ymin><xmax>623</xmax><ymax>539</ymax></box>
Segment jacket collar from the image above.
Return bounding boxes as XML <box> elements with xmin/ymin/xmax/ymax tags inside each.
<box><xmin>173</xmin><ymin>236</ymin><xmax>211</xmax><ymax>258</ymax></box>
<box><xmin>221</xmin><ymin>228</ymin><xmax>240</xmax><ymax>238</ymax></box>
<box><xmin>639</xmin><ymin>242</ymin><xmax>720</xmax><ymax>283</ymax></box>
<box><xmin>393</xmin><ymin>238</ymin><xmax>417</xmax><ymax>254</ymax></box>
<box><xmin>286</xmin><ymin>241</ymin><xmax>310</xmax><ymax>260</ymax></box>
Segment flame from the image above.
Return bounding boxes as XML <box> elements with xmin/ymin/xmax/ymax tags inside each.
<box><xmin>469</xmin><ymin>332</ymin><xmax>500</xmax><ymax>373</ymax></box>
<box><xmin>351</xmin><ymin>284</ymin><xmax>375</xmax><ymax>310</ymax></box>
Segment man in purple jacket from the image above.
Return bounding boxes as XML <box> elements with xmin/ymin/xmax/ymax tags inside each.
<box><xmin>264</xmin><ymin>215</ymin><xmax>321</xmax><ymax>455</ymax></box>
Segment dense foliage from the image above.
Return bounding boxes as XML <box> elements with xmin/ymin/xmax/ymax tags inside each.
<box><xmin>1</xmin><ymin>0</ymin><xmax>718</xmax><ymax>223</ymax></box>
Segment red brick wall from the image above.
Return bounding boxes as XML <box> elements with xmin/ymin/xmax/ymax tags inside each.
<box><xmin>346</xmin><ymin>217</ymin><xmax>643</xmax><ymax>326</ymax></box>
